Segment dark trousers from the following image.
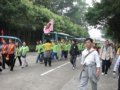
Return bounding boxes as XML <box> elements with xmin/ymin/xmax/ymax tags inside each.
<box><xmin>63</xmin><ymin>51</ymin><xmax>68</xmax><ymax>59</ymax></box>
<box><xmin>44</xmin><ymin>58</ymin><xmax>51</xmax><ymax>66</ymax></box>
<box><xmin>0</xmin><ymin>62</ymin><xmax>2</xmax><ymax>72</ymax></box>
<box><xmin>108</xmin><ymin>60</ymin><xmax>112</xmax><ymax>69</ymax></box>
<box><xmin>118</xmin><ymin>74</ymin><xmax>120</xmax><ymax>90</ymax></box>
<box><xmin>14</xmin><ymin>56</ymin><xmax>22</xmax><ymax>66</ymax></box>
<box><xmin>102</xmin><ymin>60</ymin><xmax>110</xmax><ymax>74</ymax></box>
<box><xmin>2</xmin><ymin>54</ymin><xmax>10</xmax><ymax>69</ymax></box>
<box><xmin>9</xmin><ymin>54</ymin><xmax>15</xmax><ymax>71</ymax></box>
<box><xmin>70</xmin><ymin>55</ymin><xmax>77</xmax><ymax>67</ymax></box>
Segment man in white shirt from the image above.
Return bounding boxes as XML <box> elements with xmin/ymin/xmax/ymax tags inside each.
<box><xmin>79</xmin><ymin>38</ymin><xmax>101</xmax><ymax>90</ymax></box>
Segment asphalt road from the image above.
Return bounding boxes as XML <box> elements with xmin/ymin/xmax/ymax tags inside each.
<box><xmin>0</xmin><ymin>53</ymin><xmax>118</xmax><ymax>90</ymax></box>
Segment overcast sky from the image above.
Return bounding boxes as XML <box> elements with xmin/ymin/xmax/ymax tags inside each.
<box><xmin>85</xmin><ymin>0</ymin><xmax>102</xmax><ymax>40</ymax></box>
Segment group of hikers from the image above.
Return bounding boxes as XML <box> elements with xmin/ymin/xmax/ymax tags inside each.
<box><xmin>0</xmin><ymin>38</ymin><xmax>84</xmax><ymax>72</ymax></box>
<box><xmin>0</xmin><ymin>37</ymin><xmax>120</xmax><ymax>90</ymax></box>
<box><xmin>35</xmin><ymin>39</ymin><xmax>84</xmax><ymax>68</ymax></box>
<box><xmin>0</xmin><ymin>39</ymin><xmax>29</xmax><ymax>71</ymax></box>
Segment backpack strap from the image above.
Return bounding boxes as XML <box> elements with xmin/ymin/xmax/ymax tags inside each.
<box><xmin>84</xmin><ymin>50</ymin><xmax>95</xmax><ymax>60</ymax></box>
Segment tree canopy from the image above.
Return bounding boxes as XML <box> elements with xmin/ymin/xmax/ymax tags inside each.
<box><xmin>85</xmin><ymin>0</ymin><xmax>120</xmax><ymax>42</ymax></box>
<box><xmin>0</xmin><ymin>0</ymin><xmax>89</xmax><ymax>38</ymax></box>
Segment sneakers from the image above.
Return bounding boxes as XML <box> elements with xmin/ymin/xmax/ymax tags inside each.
<box><xmin>101</xmin><ymin>73</ymin><xmax>105</xmax><ymax>75</ymax></box>
<box><xmin>102</xmin><ymin>73</ymin><xmax>108</xmax><ymax>76</ymax></box>
<box><xmin>73</xmin><ymin>67</ymin><xmax>75</xmax><ymax>70</ymax></box>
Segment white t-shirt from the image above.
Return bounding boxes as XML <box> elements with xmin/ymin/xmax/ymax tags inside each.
<box><xmin>81</xmin><ymin>48</ymin><xmax>101</xmax><ymax>67</ymax></box>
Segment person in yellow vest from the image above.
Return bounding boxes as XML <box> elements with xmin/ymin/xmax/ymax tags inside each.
<box><xmin>43</xmin><ymin>39</ymin><xmax>53</xmax><ymax>67</ymax></box>
<box><xmin>20</xmin><ymin>42</ymin><xmax>29</xmax><ymax>69</ymax></box>
<box><xmin>1</xmin><ymin>40</ymin><xmax>9</xmax><ymax>69</ymax></box>
<box><xmin>7</xmin><ymin>39</ymin><xmax>16</xmax><ymax>71</ymax></box>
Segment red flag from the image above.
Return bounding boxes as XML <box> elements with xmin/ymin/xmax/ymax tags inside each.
<box><xmin>43</xmin><ymin>19</ymin><xmax>54</xmax><ymax>34</ymax></box>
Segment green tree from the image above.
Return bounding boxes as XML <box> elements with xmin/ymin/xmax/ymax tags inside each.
<box><xmin>0</xmin><ymin>0</ymin><xmax>89</xmax><ymax>39</ymax></box>
<box><xmin>85</xmin><ymin>0</ymin><xmax>120</xmax><ymax>42</ymax></box>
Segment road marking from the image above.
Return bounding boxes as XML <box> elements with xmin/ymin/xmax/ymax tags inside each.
<box><xmin>40</xmin><ymin>62</ymin><xmax>70</xmax><ymax>76</ymax></box>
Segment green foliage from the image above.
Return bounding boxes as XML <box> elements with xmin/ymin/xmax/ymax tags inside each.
<box><xmin>0</xmin><ymin>0</ymin><xmax>89</xmax><ymax>38</ymax></box>
<box><xmin>85</xmin><ymin>0</ymin><xmax>120</xmax><ymax>42</ymax></box>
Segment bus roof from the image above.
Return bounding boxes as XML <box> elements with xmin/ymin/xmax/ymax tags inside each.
<box><xmin>50</xmin><ymin>32</ymin><xmax>74</xmax><ymax>37</ymax></box>
<box><xmin>0</xmin><ymin>36</ymin><xmax>22</xmax><ymax>43</ymax></box>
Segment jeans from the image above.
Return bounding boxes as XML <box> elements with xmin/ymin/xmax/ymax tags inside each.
<box><xmin>36</xmin><ymin>53</ymin><xmax>44</xmax><ymax>63</ymax></box>
<box><xmin>51</xmin><ymin>52</ymin><xmax>58</xmax><ymax>60</ymax></box>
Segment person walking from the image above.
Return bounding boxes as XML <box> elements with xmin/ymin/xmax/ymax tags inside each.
<box><xmin>6</xmin><ymin>39</ymin><xmax>16</xmax><ymax>71</ymax></box>
<box><xmin>69</xmin><ymin>39</ymin><xmax>79</xmax><ymax>69</ymax></box>
<box><xmin>36</xmin><ymin>41</ymin><xmax>44</xmax><ymax>64</ymax></box>
<box><xmin>20</xmin><ymin>42</ymin><xmax>29</xmax><ymax>68</ymax></box>
<box><xmin>60</xmin><ymin>41</ymin><xmax>65</xmax><ymax>60</ymax></box>
<box><xmin>43</xmin><ymin>39</ymin><xmax>53</xmax><ymax>67</ymax></box>
<box><xmin>14</xmin><ymin>42</ymin><xmax>22</xmax><ymax>66</ymax></box>
<box><xmin>64</xmin><ymin>42</ymin><xmax>69</xmax><ymax>59</ymax></box>
<box><xmin>51</xmin><ymin>41</ymin><xmax>59</xmax><ymax>61</ymax></box>
<box><xmin>100</xmin><ymin>40</ymin><xmax>113</xmax><ymax>76</ymax></box>
<box><xmin>1</xmin><ymin>40</ymin><xmax>9</xmax><ymax>69</ymax></box>
<box><xmin>113</xmin><ymin>55</ymin><xmax>120</xmax><ymax>90</ymax></box>
<box><xmin>79</xmin><ymin>38</ymin><xmax>100</xmax><ymax>90</ymax></box>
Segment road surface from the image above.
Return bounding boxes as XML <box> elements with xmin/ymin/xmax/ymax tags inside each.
<box><xmin>0</xmin><ymin>53</ymin><xmax>118</xmax><ymax>90</ymax></box>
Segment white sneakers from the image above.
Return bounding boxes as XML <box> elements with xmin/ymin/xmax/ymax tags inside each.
<box><xmin>101</xmin><ymin>73</ymin><xmax>105</xmax><ymax>75</ymax></box>
<box><xmin>102</xmin><ymin>73</ymin><xmax>108</xmax><ymax>76</ymax></box>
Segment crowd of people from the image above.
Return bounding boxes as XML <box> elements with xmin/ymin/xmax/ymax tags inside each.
<box><xmin>0</xmin><ymin>38</ymin><xmax>120</xmax><ymax>90</ymax></box>
<box><xmin>79</xmin><ymin>38</ymin><xmax>120</xmax><ymax>90</ymax></box>
<box><xmin>0</xmin><ymin>39</ymin><xmax>84</xmax><ymax>72</ymax></box>
<box><xmin>0</xmin><ymin>39</ymin><xmax>29</xmax><ymax>72</ymax></box>
<box><xmin>35</xmin><ymin>39</ymin><xmax>84</xmax><ymax>68</ymax></box>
